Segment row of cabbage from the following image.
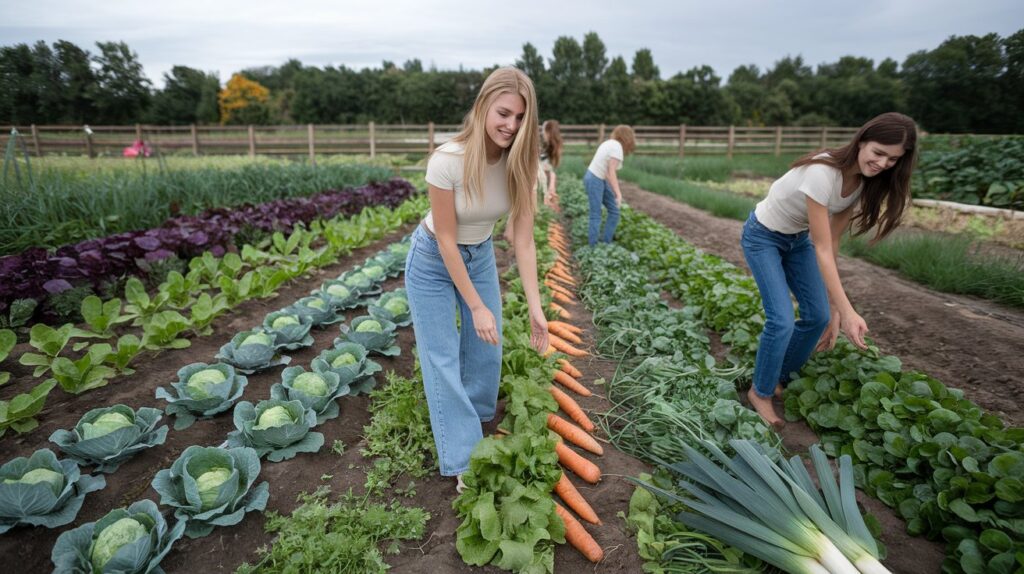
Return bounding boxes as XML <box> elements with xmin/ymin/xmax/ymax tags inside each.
<box><xmin>0</xmin><ymin>238</ymin><xmax>416</xmax><ymax>572</ymax></box>
<box><xmin>593</xmin><ymin>179</ymin><xmax>1024</xmax><ymax>573</ymax></box>
<box><xmin>0</xmin><ymin>192</ymin><xmax>429</xmax><ymax>439</ymax></box>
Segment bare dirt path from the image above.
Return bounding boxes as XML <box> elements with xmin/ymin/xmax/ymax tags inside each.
<box><xmin>622</xmin><ymin>181</ymin><xmax>1024</xmax><ymax>428</ymax></box>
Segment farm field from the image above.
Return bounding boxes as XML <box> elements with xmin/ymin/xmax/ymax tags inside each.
<box><xmin>1</xmin><ymin>158</ymin><xmax>1022</xmax><ymax>574</ymax></box>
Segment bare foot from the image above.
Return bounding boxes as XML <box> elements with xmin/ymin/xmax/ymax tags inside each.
<box><xmin>747</xmin><ymin>387</ymin><xmax>785</xmax><ymax>431</ymax></box>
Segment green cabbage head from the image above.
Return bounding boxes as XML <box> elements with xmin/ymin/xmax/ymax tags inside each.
<box><xmin>356</xmin><ymin>320</ymin><xmax>383</xmax><ymax>333</ymax></box>
<box><xmin>240</xmin><ymin>332</ymin><xmax>273</xmax><ymax>347</ymax></box>
<box><xmin>271</xmin><ymin>315</ymin><xmax>300</xmax><ymax>329</ymax></box>
<box><xmin>326</xmin><ymin>284</ymin><xmax>351</xmax><ymax>298</ymax></box>
<box><xmin>196</xmin><ymin>467</ymin><xmax>233</xmax><ymax>510</ymax></box>
<box><xmin>384</xmin><ymin>298</ymin><xmax>409</xmax><ymax>316</ymax></box>
<box><xmin>80</xmin><ymin>412</ymin><xmax>134</xmax><ymax>440</ymax></box>
<box><xmin>186</xmin><ymin>368</ymin><xmax>228</xmax><ymax>399</ymax></box>
<box><xmin>292</xmin><ymin>372</ymin><xmax>329</xmax><ymax>397</ymax></box>
<box><xmin>90</xmin><ymin>516</ymin><xmax>149</xmax><ymax>571</ymax></box>
<box><xmin>362</xmin><ymin>265</ymin><xmax>385</xmax><ymax>280</ymax></box>
<box><xmin>344</xmin><ymin>271</ymin><xmax>369</xmax><ymax>287</ymax></box>
<box><xmin>4</xmin><ymin>467</ymin><xmax>65</xmax><ymax>496</ymax></box>
<box><xmin>331</xmin><ymin>352</ymin><xmax>358</xmax><ymax>368</ymax></box>
<box><xmin>253</xmin><ymin>406</ymin><xmax>294</xmax><ymax>430</ymax></box>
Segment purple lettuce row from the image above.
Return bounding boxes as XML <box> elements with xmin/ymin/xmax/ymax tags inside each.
<box><xmin>0</xmin><ymin>178</ymin><xmax>418</xmax><ymax>312</ymax></box>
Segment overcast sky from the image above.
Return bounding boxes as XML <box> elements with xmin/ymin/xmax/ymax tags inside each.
<box><xmin>2</xmin><ymin>0</ymin><xmax>1021</xmax><ymax>88</ymax></box>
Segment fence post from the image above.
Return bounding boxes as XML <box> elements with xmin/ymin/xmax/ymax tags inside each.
<box><xmin>84</xmin><ymin>127</ymin><xmax>95</xmax><ymax>159</ymax></box>
<box><xmin>248</xmin><ymin>125</ymin><xmax>256</xmax><ymax>158</ymax></box>
<box><xmin>427</xmin><ymin>121</ymin><xmax>435</xmax><ymax>154</ymax></box>
<box><xmin>369</xmin><ymin>121</ymin><xmax>376</xmax><ymax>158</ymax></box>
<box><xmin>190</xmin><ymin>124</ymin><xmax>199</xmax><ymax>156</ymax></box>
<box><xmin>678</xmin><ymin>124</ymin><xmax>687</xmax><ymax>159</ymax></box>
<box><xmin>135</xmin><ymin>123</ymin><xmax>143</xmax><ymax>142</ymax></box>
<box><xmin>308</xmin><ymin>123</ymin><xmax>316</xmax><ymax>165</ymax></box>
<box><xmin>820</xmin><ymin>126</ymin><xmax>827</xmax><ymax>148</ymax></box>
<box><xmin>30</xmin><ymin>124</ymin><xmax>41</xmax><ymax>157</ymax></box>
<box><xmin>597</xmin><ymin>123</ymin><xmax>605</xmax><ymax>144</ymax></box>
<box><xmin>774</xmin><ymin>126</ymin><xmax>783</xmax><ymax>157</ymax></box>
<box><xmin>727</xmin><ymin>125</ymin><xmax>735</xmax><ymax>159</ymax></box>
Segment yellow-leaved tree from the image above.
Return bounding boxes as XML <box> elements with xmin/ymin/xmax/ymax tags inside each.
<box><xmin>218</xmin><ymin>73</ymin><xmax>271</xmax><ymax>125</ymax></box>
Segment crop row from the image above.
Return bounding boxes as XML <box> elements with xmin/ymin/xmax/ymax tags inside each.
<box><xmin>1</xmin><ymin>177</ymin><xmax>417</xmax><ymax>321</ymax></box>
<box><xmin>0</xmin><ymin>194</ymin><xmax>429</xmax><ymax>439</ymax></box>
<box><xmin>573</xmin><ymin>175</ymin><xmax>1023</xmax><ymax>573</ymax></box>
<box><xmin>0</xmin><ymin>234</ymin><xmax>419</xmax><ymax>571</ymax></box>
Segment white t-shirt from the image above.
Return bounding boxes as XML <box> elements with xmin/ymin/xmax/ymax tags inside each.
<box><xmin>423</xmin><ymin>141</ymin><xmax>511</xmax><ymax>244</ymax></box>
<box><xmin>754</xmin><ymin>155</ymin><xmax>863</xmax><ymax>234</ymax></box>
<box><xmin>587</xmin><ymin>140</ymin><xmax>624</xmax><ymax>180</ymax></box>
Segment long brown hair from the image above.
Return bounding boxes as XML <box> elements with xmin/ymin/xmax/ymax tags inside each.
<box><xmin>542</xmin><ymin>120</ymin><xmax>563</xmax><ymax>168</ymax></box>
<box><xmin>611</xmin><ymin>125</ymin><xmax>636</xmax><ymax>155</ymax></box>
<box><xmin>449</xmin><ymin>67</ymin><xmax>539</xmax><ymax>224</ymax></box>
<box><xmin>792</xmin><ymin>112</ymin><xmax>917</xmax><ymax>241</ymax></box>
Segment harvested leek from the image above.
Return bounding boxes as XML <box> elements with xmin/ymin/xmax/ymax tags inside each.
<box><xmin>635</xmin><ymin>440</ymin><xmax>890</xmax><ymax>574</ymax></box>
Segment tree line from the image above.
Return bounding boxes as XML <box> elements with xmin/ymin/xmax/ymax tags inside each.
<box><xmin>1</xmin><ymin>30</ymin><xmax>1021</xmax><ymax>133</ymax></box>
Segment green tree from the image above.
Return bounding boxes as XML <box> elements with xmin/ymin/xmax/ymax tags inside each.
<box><xmin>631</xmin><ymin>48</ymin><xmax>660</xmax><ymax>81</ymax></box>
<box><xmin>148</xmin><ymin>66</ymin><xmax>220</xmax><ymax>124</ymax></box>
<box><xmin>54</xmin><ymin>40</ymin><xmax>96</xmax><ymax>123</ymax></box>
<box><xmin>90</xmin><ymin>41</ymin><xmax>151</xmax><ymax>123</ymax></box>
<box><xmin>903</xmin><ymin>33</ymin><xmax>1006</xmax><ymax>132</ymax></box>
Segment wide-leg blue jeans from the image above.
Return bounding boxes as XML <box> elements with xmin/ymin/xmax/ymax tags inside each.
<box><xmin>404</xmin><ymin>225</ymin><xmax>502</xmax><ymax>476</ymax></box>
<box><xmin>741</xmin><ymin>212</ymin><xmax>830</xmax><ymax>398</ymax></box>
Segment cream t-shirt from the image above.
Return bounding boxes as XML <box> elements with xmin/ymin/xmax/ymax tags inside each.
<box><xmin>423</xmin><ymin>141</ymin><xmax>511</xmax><ymax>244</ymax></box>
<box><xmin>587</xmin><ymin>140</ymin><xmax>624</xmax><ymax>180</ymax></box>
<box><xmin>754</xmin><ymin>155</ymin><xmax>862</xmax><ymax>234</ymax></box>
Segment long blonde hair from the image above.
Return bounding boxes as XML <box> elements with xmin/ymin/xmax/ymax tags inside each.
<box><xmin>450</xmin><ymin>67</ymin><xmax>539</xmax><ymax>224</ymax></box>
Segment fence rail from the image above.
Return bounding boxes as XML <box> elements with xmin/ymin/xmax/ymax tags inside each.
<box><xmin>1</xmin><ymin>123</ymin><xmax>861</xmax><ymax>160</ymax></box>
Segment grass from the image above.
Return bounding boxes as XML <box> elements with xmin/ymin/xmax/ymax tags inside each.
<box><xmin>0</xmin><ymin>155</ymin><xmax>401</xmax><ymax>255</ymax></box>
<box><xmin>842</xmin><ymin>232</ymin><xmax>1024</xmax><ymax>308</ymax></box>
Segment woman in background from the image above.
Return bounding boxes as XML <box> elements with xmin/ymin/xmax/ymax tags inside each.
<box><xmin>584</xmin><ymin>125</ymin><xmax>635</xmax><ymax>245</ymax></box>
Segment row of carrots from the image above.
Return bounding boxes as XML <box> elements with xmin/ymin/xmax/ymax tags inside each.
<box><xmin>541</xmin><ymin>221</ymin><xmax>605</xmax><ymax>563</ymax></box>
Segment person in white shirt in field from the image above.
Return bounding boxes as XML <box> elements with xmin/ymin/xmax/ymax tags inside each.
<box><xmin>404</xmin><ymin>67</ymin><xmax>549</xmax><ymax>493</ymax></box>
<box><xmin>584</xmin><ymin>125</ymin><xmax>635</xmax><ymax>245</ymax></box>
<box><xmin>741</xmin><ymin>112</ymin><xmax>919</xmax><ymax>429</ymax></box>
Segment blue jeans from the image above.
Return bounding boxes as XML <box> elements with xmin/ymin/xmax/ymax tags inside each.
<box><xmin>741</xmin><ymin>212</ymin><xmax>830</xmax><ymax>398</ymax></box>
<box><xmin>585</xmin><ymin>170</ymin><xmax>620</xmax><ymax>245</ymax></box>
<box><xmin>404</xmin><ymin>225</ymin><xmax>502</xmax><ymax>476</ymax></box>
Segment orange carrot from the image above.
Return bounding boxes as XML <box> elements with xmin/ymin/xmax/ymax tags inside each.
<box><xmin>555</xmin><ymin>502</ymin><xmax>603</xmax><ymax>561</ymax></box>
<box><xmin>553</xmin><ymin>291</ymin><xmax>575</xmax><ymax>304</ymax></box>
<box><xmin>550</xmin><ymin>321</ymin><xmax>583</xmax><ymax>335</ymax></box>
<box><xmin>549</xmin><ymin>323</ymin><xmax>582</xmax><ymax>345</ymax></box>
<box><xmin>547</xmin><ymin>269</ymin><xmax>576</xmax><ymax>285</ymax></box>
<box><xmin>549</xmin><ymin>301</ymin><xmax>572</xmax><ymax>319</ymax></box>
<box><xmin>545</xmin><ymin>272</ymin><xmax>576</xmax><ymax>288</ymax></box>
<box><xmin>555</xmin><ymin>441</ymin><xmax>601</xmax><ymax>484</ymax></box>
<box><xmin>549</xmin><ymin>386</ymin><xmax>595</xmax><ymax>431</ymax></box>
<box><xmin>548</xmin><ymin>414</ymin><xmax>601</xmax><ymax>454</ymax></box>
<box><xmin>553</xmin><ymin>370</ymin><xmax>590</xmax><ymax>396</ymax></box>
<box><xmin>555</xmin><ymin>473</ymin><xmax>602</xmax><ymax>524</ymax></box>
<box><xmin>549</xmin><ymin>333</ymin><xmax>587</xmax><ymax>357</ymax></box>
<box><xmin>546</xmin><ymin>282</ymin><xmax>576</xmax><ymax>299</ymax></box>
<box><xmin>558</xmin><ymin>358</ymin><xmax>583</xmax><ymax>379</ymax></box>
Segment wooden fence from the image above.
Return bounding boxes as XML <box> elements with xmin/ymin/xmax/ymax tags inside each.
<box><xmin>1</xmin><ymin>123</ymin><xmax>859</xmax><ymax>160</ymax></box>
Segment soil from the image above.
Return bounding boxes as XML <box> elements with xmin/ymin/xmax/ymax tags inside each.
<box><xmin>0</xmin><ymin>224</ymin><xmax>649</xmax><ymax>573</ymax></box>
<box><xmin>622</xmin><ymin>180</ymin><xmax>1024</xmax><ymax>574</ymax></box>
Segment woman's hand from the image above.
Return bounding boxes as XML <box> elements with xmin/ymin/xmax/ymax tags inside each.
<box><xmin>815</xmin><ymin>311</ymin><xmax>841</xmax><ymax>352</ymax></box>
<box><xmin>529</xmin><ymin>308</ymin><xmax>549</xmax><ymax>354</ymax></box>
<box><xmin>614</xmin><ymin>190</ymin><xmax>622</xmax><ymax>207</ymax></box>
<box><xmin>840</xmin><ymin>309</ymin><xmax>869</xmax><ymax>350</ymax></box>
<box><xmin>472</xmin><ymin>304</ymin><xmax>500</xmax><ymax>346</ymax></box>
